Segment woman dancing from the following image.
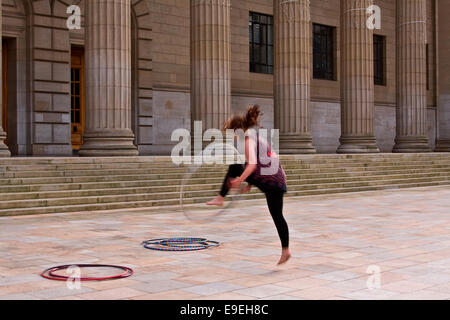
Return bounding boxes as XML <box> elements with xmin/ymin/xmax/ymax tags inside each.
<box><xmin>206</xmin><ymin>105</ymin><xmax>291</xmax><ymax>265</ymax></box>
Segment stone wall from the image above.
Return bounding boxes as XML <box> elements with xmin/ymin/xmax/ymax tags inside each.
<box><xmin>310</xmin><ymin>101</ymin><xmax>341</xmax><ymax>154</ymax></box>
<box><xmin>150</xmin><ymin>90</ymin><xmax>190</xmax><ymax>155</ymax></box>
<box><xmin>31</xmin><ymin>0</ymin><xmax>72</xmax><ymax>156</ymax></box>
<box><xmin>145</xmin><ymin>0</ymin><xmax>439</xmax><ymax>155</ymax></box>
<box><xmin>0</xmin><ymin>0</ymin><xmax>443</xmax><ymax>156</ymax></box>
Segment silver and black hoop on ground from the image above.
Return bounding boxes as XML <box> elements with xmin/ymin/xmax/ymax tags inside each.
<box><xmin>179</xmin><ymin>142</ymin><xmax>247</xmax><ymax>223</ymax></box>
<box><xmin>40</xmin><ymin>264</ymin><xmax>133</xmax><ymax>282</ymax></box>
<box><xmin>141</xmin><ymin>237</ymin><xmax>220</xmax><ymax>252</ymax></box>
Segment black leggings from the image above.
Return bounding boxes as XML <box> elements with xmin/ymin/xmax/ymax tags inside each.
<box><xmin>219</xmin><ymin>164</ymin><xmax>289</xmax><ymax>249</ymax></box>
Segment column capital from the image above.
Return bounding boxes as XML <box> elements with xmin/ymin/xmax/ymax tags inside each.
<box><xmin>276</xmin><ymin>0</ymin><xmax>311</xmax><ymax>23</ymax></box>
<box><xmin>341</xmin><ymin>0</ymin><xmax>374</xmax><ymax>29</ymax></box>
<box><xmin>191</xmin><ymin>0</ymin><xmax>230</xmax><ymax>7</ymax></box>
<box><xmin>277</xmin><ymin>0</ymin><xmax>310</xmax><ymax>6</ymax></box>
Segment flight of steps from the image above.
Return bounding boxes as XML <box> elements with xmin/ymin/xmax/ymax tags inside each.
<box><xmin>0</xmin><ymin>153</ymin><xmax>450</xmax><ymax>217</ymax></box>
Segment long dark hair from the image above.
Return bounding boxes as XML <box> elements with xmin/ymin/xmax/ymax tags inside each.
<box><xmin>223</xmin><ymin>105</ymin><xmax>263</xmax><ymax>131</ymax></box>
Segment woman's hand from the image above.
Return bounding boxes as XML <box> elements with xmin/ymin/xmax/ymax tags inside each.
<box><xmin>228</xmin><ymin>177</ymin><xmax>243</xmax><ymax>189</ymax></box>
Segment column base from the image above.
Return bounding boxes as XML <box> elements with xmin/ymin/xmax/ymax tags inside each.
<box><xmin>79</xmin><ymin>129</ymin><xmax>139</xmax><ymax>157</ymax></box>
<box><xmin>393</xmin><ymin>136</ymin><xmax>431</xmax><ymax>153</ymax></box>
<box><xmin>337</xmin><ymin>135</ymin><xmax>380</xmax><ymax>154</ymax></box>
<box><xmin>0</xmin><ymin>131</ymin><xmax>11</xmax><ymax>157</ymax></box>
<box><xmin>434</xmin><ymin>139</ymin><xmax>450</xmax><ymax>152</ymax></box>
<box><xmin>279</xmin><ymin>133</ymin><xmax>316</xmax><ymax>155</ymax></box>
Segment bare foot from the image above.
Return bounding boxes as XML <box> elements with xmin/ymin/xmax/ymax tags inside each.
<box><xmin>277</xmin><ymin>248</ymin><xmax>291</xmax><ymax>265</ymax></box>
<box><xmin>206</xmin><ymin>196</ymin><xmax>224</xmax><ymax>207</ymax></box>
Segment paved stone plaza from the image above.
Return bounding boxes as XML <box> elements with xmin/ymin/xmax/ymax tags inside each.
<box><xmin>1</xmin><ymin>186</ymin><xmax>450</xmax><ymax>300</ymax></box>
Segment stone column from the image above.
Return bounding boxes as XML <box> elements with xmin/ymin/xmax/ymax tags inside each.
<box><xmin>79</xmin><ymin>0</ymin><xmax>138</xmax><ymax>156</ymax></box>
<box><xmin>0</xmin><ymin>1</ymin><xmax>10</xmax><ymax>157</ymax></box>
<box><xmin>435</xmin><ymin>1</ymin><xmax>450</xmax><ymax>152</ymax></box>
<box><xmin>337</xmin><ymin>0</ymin><xmax>379</xmax><ymax>154</ymax></box>
<box><xmin>393</xmin><ymin>0</ymin><xmax>430</xmax><ymax>153</ymax></box>
<box><xmin>190</xmin><ymin>0</ymin><xmax>231</xmax><ymax>136</ymax></box>
<box><xmin>274</xmin><ymin>0</ymin><xmax>316</xmax><ymax>154</ymax></box>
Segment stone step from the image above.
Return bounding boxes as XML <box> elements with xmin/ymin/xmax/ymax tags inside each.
<box><xmin>1</xmin><ymin>174</ymin><xmax>449</xmax><ymax>210</ymax></box>
<box><xmin>0</xmin><ymin>156</ymin><xmax>177</xmax><ymax>166</ymax></box>
<box><xmin>0</xmin><ymin>165</ymin><xmax>450</xmax><ymax>187</ymax></box>
<box><xmin>3</xmin><ymin>156</ymin><xmax>450</xmax><ymax>172</ymax></box>
<box><xmin>1</xmin><ymin>179</ymin><xmax>449</xmax><ymax>217</ymax></box>
<box><xmin>2</xmin><ymin>153</ymin><xmax>450</xmax><ymax>169</ymax></box>
<box><xmin>2</xmin><ymin>157</ymin><xmax>450</xmax><ymax>174</ymax></box>
<box><xmin>1</xmin><ymin>171</ymin><xmax>449</xmax><ymax>201</ymax></box>
<box><xmin>281</xmin><ymin>153</ymin><xmax>450</xmax><ymax>161</ymax></box>
<box><xmin>181</xmin><ymin>175</ymin><xmax>450</xmax><ymax>199</ymax></box>
<box><xmin>1</xmin><ymin>166</ymin><xmax>449</xmax><ymax>194</ymax></box>
<box><xmin>0</xmin><ymin>154</ymin><xmax>448</xmax><ymax>216</ymax></box>
<box><xmin>1</xmin><ymin>162</ymin><xmax>450</xmax><ymax>184</ymax></box>
<box><xmin>0</xmin><ymin>152</ymin><xmax>449</xmax><ymax>165</ymax></box>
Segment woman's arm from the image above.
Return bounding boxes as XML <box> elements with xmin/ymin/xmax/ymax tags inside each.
<box><xmin>230</xmin><ymin>137</ymin><xmax>257</xmax><ymax>188</ymax></box>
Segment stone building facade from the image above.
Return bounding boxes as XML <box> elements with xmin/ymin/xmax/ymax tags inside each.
<box><xmin>0</xmin><ymin>0</ymin><xmax>448</xmax><ymax>157</ymax></box>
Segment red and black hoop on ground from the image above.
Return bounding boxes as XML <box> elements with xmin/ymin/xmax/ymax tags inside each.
<box><xmin>142</xmin><ymin>237</ymin><xmax>220</xmax><ymax>252</ymax></box>
<box><xmin>40</xmin><ymin>264</ymin><xmax>133</xmax><ymax>282</ymax></box>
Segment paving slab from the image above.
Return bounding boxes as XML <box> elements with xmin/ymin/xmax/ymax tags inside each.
<box><xmin>0</xmin><ymin>186</ymin><xmax>450</xmax><ymax>300</ymax></box>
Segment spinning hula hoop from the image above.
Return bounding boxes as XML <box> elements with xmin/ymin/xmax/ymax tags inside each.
<box><xmin>40</xmin><ymin>264</ymin><xmax>134</xmax><ymax>281</ymax></box>
<box><xmin>142</xmin><ymin>237</ymin><xmax>220</xmax><ymax>252</ymax></box>
<box><xmin>180</xmin><ymin>142</ymin><xmax>246</xmax><ymax>222</ymax></box>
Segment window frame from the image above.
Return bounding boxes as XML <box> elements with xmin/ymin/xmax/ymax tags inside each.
<box><xmin>373</xmin><ymin>34</ymin><xmax>387</xmax><ymax>86</ymax></box>
<box><xmin>249</xmin><ymin>11</ymin><xmax>274</xmax><ymax>75</ymax></box>
<box><xmin>313</xmin><ymin>23</ymin><xmax>336</xmax><ymax>81</ymax></box>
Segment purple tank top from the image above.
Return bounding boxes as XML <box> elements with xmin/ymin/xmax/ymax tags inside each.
<box><xmin>247</xmin><ymin>136</ymin><xmax>287</xmax><ymax>193</ymax></box>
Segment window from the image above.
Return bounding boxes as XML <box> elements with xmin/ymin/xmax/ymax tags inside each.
<box><xmin>71</xmin><ymin>68</ymin><xmax>82</xmax><ymax>125</ymax></box>
<box><xmin>313</xmin><ymin>24</ymin><xmax>335</xmax><ymax>80</ymax></box>
<box><xmin>249</xmin><ymin>12</ymin><xmax>273</xmax><ymax>74</ymax></box>
<box><xmin>373</xmin><ymin>35</ymin><xmax>386</xmax><ymax>86</ymax></box>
